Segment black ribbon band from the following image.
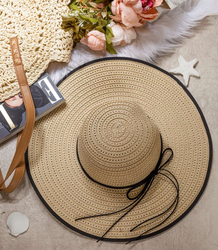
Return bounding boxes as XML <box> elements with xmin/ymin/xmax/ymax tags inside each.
<box><xmin>75</xmin><ymin>137</ymin><xmax>179</xmax><ymax>243</ymax></box>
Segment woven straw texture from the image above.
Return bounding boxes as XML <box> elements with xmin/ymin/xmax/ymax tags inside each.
<box><xmin>78</xmin><ymin>101</ymin><xmax>161</xmax><ymax>188</ymax></box>
<box><xmin>0</xmin><ymin>0</ymin><xmax>73</xmax><ymax>102</ymax></box>
<box><xmin>27</xmin><ymin>59</ymin><xmax>211</xmax><ymax>241</ymax></box>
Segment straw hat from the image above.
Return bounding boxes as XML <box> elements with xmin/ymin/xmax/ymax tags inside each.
<box><xmin>26</xmin><ymin>58</ymin><xmax>212</xmax><ymax>242</ymax></box>
<box><xmin>0</xmin><ymin>0</ymin><xmax>73</xmax><ymax>102</ymax></box>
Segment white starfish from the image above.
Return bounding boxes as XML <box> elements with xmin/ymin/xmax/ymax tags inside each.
<box><xmin>169</xmin><ymin>55</ymin><xmax>200</xmax><ymax>87</ymax></box>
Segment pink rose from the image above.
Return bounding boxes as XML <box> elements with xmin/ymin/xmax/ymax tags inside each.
<box><xmin>141</xmin><ymin>0</ymin><xmax>162</xmax><ymax>11</ymax></box>
<box><xmin>141</xmin><ymin>0</ymin><xmax>154</xmax><ymax>11</ymax></box>
<box><xmin>111</xmin><ymin>0</ymin><xmax>141</xmax><ymax>27</ymax></box>
<box><xmin>131</xmin><ymin>0</ymin><xmax>143</xmax><ymax>13</ymax></box>
<box><xmin>109</xmin><ymin>22</ymin><xmax>136</xmax><ymax>46</ymax></box>
<box><xmin>111</xmin><ymin>0</ymin><xmax>121</xmax><ymax>15</ymax></box>
<box><xmin>139</xmin><ymin>7</ymin><xmax>159</xmax><ymax>20</ymax></box>
<box><xmin>135</xmin><ymin>0</ymin><xmax>162</xmax><ymax>22</ymax></box>
<box><xmin>80</xmin><ymin>30</ymin><xmax>106</xmax><ymax>52</ymax></box>
<box><xmin>110</xmin><ymin>0</ymin><xmax>162</xmax><ymax>28</ymax></box>
<box><xmin>123</xmin><ymin>0</ymin><xmax>138</xmax><ymax>5</ymax></box>
<box><xmin>154</xmin><ymin>0</ymin><xmax>163</xmax><ymax>7</ymax></box>
<box><xmin>120</xmin><ymin>2</ymin><xmax>140</xmax><ymax>27</ymax></box>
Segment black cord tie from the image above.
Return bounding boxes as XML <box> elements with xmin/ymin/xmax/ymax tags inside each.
<box><xmin>75</xmin><ymin>140</ymin><xmax>179</xmax><ymax>244</ymax></box>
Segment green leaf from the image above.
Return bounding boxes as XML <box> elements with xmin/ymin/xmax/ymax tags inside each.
<box><xmin>95</xmin><ymin>0</ymin><xmax>104</xmax><ymax>3</ymax></box>
<box><xmin>74</xmin><ymin>25</ymin><xmax>80</xmax><ymax>33</ymax></box>
<box><xmin>106</xmin><ymin>5</ymin><xmax>112</xmax><ymax>16</ymax></box>
<box><xmin>71</xmin><ymin>5</ymin><xmax>80</xmax><ymax>11</ymax></box>
<box><xmin>95</xmin><ymin>26</ymin><xmax>105</xmax><ymax>33</ymax></box>
<box><xmin>62</xmin><ymin>16</ymin><xmax>76</xmax><ymax>23</ymax></box>
<box><xmin>61</xmin><ymin>16</ymin><xmax>77</xmax><ymax>30</ymax></box>
<box><xmin>106</xmin><ymin>42</ymin><xmax>117</xmax><ymax>54</ymax></box>
<box><xmin>68</xmin><ymin>0</ymin><xmax>77</xmax><ymax>9</ymax></box>
<box><xmin>82</xmin><ymin>22</ymin><xmax>94</xmax><ymax>30</ymax></box>
<box><xmin>105</xmin><ymin>26</ymin><xmax>114</xmax><ymax>37</ymax></box>
<box><xmin>105</xmin><ymin>34</ymin><xmax>112</xmax><ymax>44</ymax></box>
<box><xmin>79</xmin><ymin>14</ymin><xmax>98</xmax><ymax>24</ymax></box>
<box><xmin>72</xmin><ymin>25</ymin><xmax>87</xmax><ymax>43</ymax></box>
<box><xmin>99</xmin><ymin>19</ymin><xmax>107</xmax><ymax>27</ymax></box>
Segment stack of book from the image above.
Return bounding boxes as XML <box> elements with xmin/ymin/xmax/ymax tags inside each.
<box><xmin>0</xmin><ymin>73</ymin><xmax>65</xmax><ymax>144</ymax></box>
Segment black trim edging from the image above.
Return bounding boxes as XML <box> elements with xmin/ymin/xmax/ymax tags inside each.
<box><xmin>25</xmin><ymin>57</ymin><xmax>213</xmax><ymax>242</ymax></box>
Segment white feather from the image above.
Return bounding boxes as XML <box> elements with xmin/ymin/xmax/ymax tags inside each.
<box><xmin>48</xmin><ymin>0</ymin><xmax>218</xmax><ymax>84</ymax></box>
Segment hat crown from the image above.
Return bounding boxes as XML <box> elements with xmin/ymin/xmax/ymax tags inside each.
<box><xmin>77</xmin><ymin>101</ymin><xmax>161</xmax><ymax>188</ymax></box>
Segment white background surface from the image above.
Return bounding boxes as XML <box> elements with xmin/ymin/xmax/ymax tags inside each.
<box><xmin>0</xmin><ymin>16</ymin><xmax>218</xmax><ymax>250</ymax></box>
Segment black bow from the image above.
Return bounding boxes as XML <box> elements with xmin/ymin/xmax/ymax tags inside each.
<box><xmin>76</xmin><ymin>142</ymin><xmax>179</xmax><ymax>244</ymax></box>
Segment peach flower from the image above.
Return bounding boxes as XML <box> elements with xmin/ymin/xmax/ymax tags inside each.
<box><xmin>111</xmin><ymin>0</ymin><xmax>121</xmax><ymax>15</ymax></box>
<box><xmin>131</xmin><ymin>0</ymin><xmax>143</xmax><ymax>13</ymax></box>
<box><xmin>110</xmin><ymin>0</ymin><xmax>163</xmax><ymax>28</ymax></box>
<box><xmin>120</xmin><ymin>2</ymin><xmax>140</xmax><ymax>27</ymax></box>
<box><xmin>80</xmin><ymin>30</ymin><xmax>106</xmax><ymax>52</ymax></box>
<box><xmin>109</xmin><ymin>22</ymin><xmax>136</xmax><ymax>46</ymax></box>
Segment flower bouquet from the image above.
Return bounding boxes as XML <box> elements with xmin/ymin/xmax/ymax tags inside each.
<box><xmin>62</xmin><ymin>0</ymin><xmax>167</xmax><ymax>53</ymax></box>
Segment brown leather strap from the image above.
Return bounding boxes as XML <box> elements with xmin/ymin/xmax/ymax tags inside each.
<box><xmin>0</xmin><ymin>37</ymin><xmax>35</xmax><ymax>193</ymax></box>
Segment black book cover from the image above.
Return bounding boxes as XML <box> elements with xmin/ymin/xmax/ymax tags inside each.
<box><xmin>0</xmin><ymin>73</ymin><xmax>65</xmax><ymax>144</ymax></box>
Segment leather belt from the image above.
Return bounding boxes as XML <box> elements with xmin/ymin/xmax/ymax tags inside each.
<box><xmin>0</xmin><ymin>37</ymin><xmax>35</xmax><ymax>193</ymax></box>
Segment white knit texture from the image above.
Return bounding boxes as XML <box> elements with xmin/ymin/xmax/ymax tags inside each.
<box><xmin>0</xmin><ymin>0</ymin><xmax>73</xmax><ymax>102</ymax></box>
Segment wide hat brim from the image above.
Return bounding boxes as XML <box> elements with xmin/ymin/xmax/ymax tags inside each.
<box><xmin>26</xmin><ymin>58</ymin><xmax>212</xmax><ymax>242</ymax></box>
